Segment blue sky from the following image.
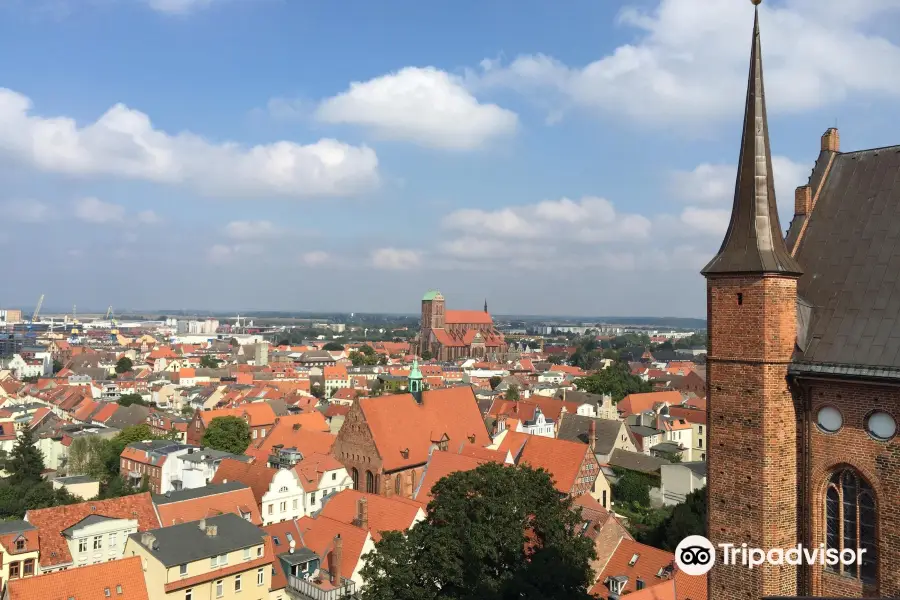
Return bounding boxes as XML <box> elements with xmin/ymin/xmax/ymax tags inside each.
<box><xmin>2</xmin><ymin>0</ymin><xmax>900</xmax><ymax>318</ymax></box>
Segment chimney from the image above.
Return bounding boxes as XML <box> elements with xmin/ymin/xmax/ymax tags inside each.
<box><xmin>821</xmin><ymin>127</ymin><xmax>840</xmax><ymax>153</ymax></box>
<box><xmin>198</xmin><ymin>518</ymin><xmax>206</xmax><ymax>531</ymax></box>
<box><xmin>206</xmin><ymin>525</ymin><xmax>218</xmax><ymax>537</ymax></box>
<box><xmin>329</xmin><ymin>535</ymin><xmax>343</xmax><ymax>586</ymax></box>
<box><xmin>356</xmin><ymin>497</ymin><xmax>369</xmax><ymax>529</ymax></box>
<box><xmin>141</xmin><ymin>533</ymin><xmax>156</xmax><ymax>549</ymax></box>
<box><xmin>589</xmin><ymin>420</ymin><xmax>597</xmax><ymax>452</ymax></box>
<box><xmin>795</xmin><ymin>185</ymin><xmax>812</xmax><ymax>216</ymax></box>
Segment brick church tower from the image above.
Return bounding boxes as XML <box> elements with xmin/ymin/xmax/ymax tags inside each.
<box><xmin>701</xmin><ymin>2</ymin><xmax>803</xmax><ymax>598</ymax></box>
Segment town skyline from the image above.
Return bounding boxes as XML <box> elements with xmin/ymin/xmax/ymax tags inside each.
<box><xmin>3</xmin><ymin>0</ymin><xmax>900</xmax><ymax>315</ymax></box>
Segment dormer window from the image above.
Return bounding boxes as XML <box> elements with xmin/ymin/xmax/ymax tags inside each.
<box><xmin>629</xmin><ymin>553</ymin><xmax>639</xmax><ymax>566</ymax></box>
<box><xmin>15</xmin><ymin>538</ymin><xmax>25</xmax><ymax>551</ymax></box>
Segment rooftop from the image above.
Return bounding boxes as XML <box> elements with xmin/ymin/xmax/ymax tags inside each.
<box><xmin>132</xmin><ymin>513</ymin><xmax>267</xmax><ymax>567</ymax></box>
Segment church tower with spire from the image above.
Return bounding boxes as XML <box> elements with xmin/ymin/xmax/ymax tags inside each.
<box><xmin>702</xmin><ymin>1</ymin><xmax>802</xmax><ymax>598</ymax></box>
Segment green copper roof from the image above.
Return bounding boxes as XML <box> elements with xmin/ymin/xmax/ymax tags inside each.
<box><xmin>409</xmin><ymin>359</ymin><xmax>423</xmax><ymax>380</ymax></box>
<box><xmin>422</xmin><ymin>290</ymin><xmax>442</xmax><ymax>301</ymax></box>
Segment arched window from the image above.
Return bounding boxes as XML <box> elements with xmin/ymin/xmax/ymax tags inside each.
<box><xmin>366</xmin><ymin>471</ymin><xmax>375</xmax><ymax>494</ymax></box>
<box><xmin>825</xmin><ymin>469</ymin><xmax>877</xmax><ymax>582</ymax></box>
<box><xmin>395</xmin><ymin>476</ymin><xmax>402</xmax><ymax>496</ymax></box>
<box><xmin>351</xmin><ymin>468</ymin><xmax>359</xmax><ymax>491</ymax></box>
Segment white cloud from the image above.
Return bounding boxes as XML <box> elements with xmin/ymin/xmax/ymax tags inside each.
<box><xmin>207</xmin><ymin>243</ymin><xmax>263</xmax><ymax>263</ymax></box>
<box><xmin>0</xmin><ymin>88</ymin><xmax>380</xmax><ymax>198</ymax></box>
<box><xmin>137</xmin><ymin>210</ymin><xmax>161</xmax><ymax>224</ymax></box>
<box><xmin>74</xmin><ymin>197</ymin><xmax>125</xmax><ymax>223</ymax></box>
<box><xmin>301</xmin><ymin>251</ymin><xmax>330</xmax><ymax>267</ymax></box>
<box><xmin>144</xmin><ymin>0</ymin><xmax>216</xmax><ymax>14</ymax></box>
<box><xmin>2</xmin><ymin>199</ymin><xmax>50</xmax><ymax>222</ymax></box>
<box><xmin>470</xmin><ymin>0</ymin><xmax>900</xmax><ymax>124</ymax></box>
<box><xmin>678</xmin><ymin>207</ymin><xmax>731</xmax><ymax>236</ymax></box>
<box><xmin>315</xmin><ymin>67</ymin><xmax>518</xmax><ymax>150</ymax></box>
<box><xmin>371</xmin><ymin>248</ymin><xmax>422</xmax><ymax>270</ymax></box>
<box><xmin>224</xmin><ymin>220</ymin><xmax>281</xmax><ymax>241</ymax></box>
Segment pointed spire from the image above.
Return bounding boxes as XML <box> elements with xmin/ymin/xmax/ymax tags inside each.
<box><xmin>484</xmin><ymin>299</ymin><xmax>488</xmax><ymax>313</ymax></box>
<box><xmin>701</xmin><ymin>1</ymin><xmax>802</xmax><ymax>277</ymax></box>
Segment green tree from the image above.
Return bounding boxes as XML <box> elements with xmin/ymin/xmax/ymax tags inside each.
<box><xmin>420</xmin><ymin>350</ymin><xmax>433</xmax><ymax>361</ymax></box>
<box><xmin>52</xmin><ymin>359</ymin><xmax>64</xmax><ymax>373</ymax></box>
<box><xmin>505</xmin><ymin>384</ymin><xmax>520</xmax><ymax>401</ymax></box>
<box><xmin>8</xmin><ymin>427</ymin><xmax>45</xmax><ymax>485</ymax></box>
<box><xmin>574</xmin><ymin>361</ymin><xmax>652</xmax><ymax>402</ymax></box>
<box><xmin>612</xmin><ymin>470</ymin><xmax>652</xmax><ymax>506</ymax></box>
<box><xmin>359</xmin><ymin>345</ymin><xmax>375</xmax><ymax>357</ymax></box>
<box><xmin>639</xmin><ymin>487</ymin><xmax>706</xmax><ymax>550</ymax></box>
<box><xmin>67</xmin><ymin>435</ymin><xmax>110</xmax><ymax>479</ymax></box>
<box><xmin>322</xmin><ymin>342</ymin><xmax>344</xmax><ymax>351</ymax></box>
<box><xmin>115</xmin><ymin>356</ymin><xmax>133</xmax><ymax>374</ymax></box>
<box><xmin>547</xmin><ymin>355</ymin><xmax>563</xmax><ymax>365</ymax></box>
<box><xmin>201</xmin><ymin>416</ymin><xmax>251</xmax><ymax>455</ymax></box>
<box><xmin>199</xmin><ymin>355</ymin><xmax>221</xmax><ymax>368</ymax></box>
<box><xmin>117</xmin><ymin>394</ymin><xmax>147</xmax><ymax>407</ymax></box>
<box><xmin>489</xmin><ymin>376</ymin><xmax>502</xmax><ymax>390</ymax></box>
<box><xmin>360</xmin><ymin>463</ymin><xmax>595</xmax><ymax>600</ymax></box>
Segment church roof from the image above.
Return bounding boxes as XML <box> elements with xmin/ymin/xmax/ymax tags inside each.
<box><xmin>422</xmin><ymin>290</ymin><xmax>442</xmax><ymax>301</ymax></box>
<box><xmin>701</xmin><ymin>6</ymin><xmax>802</xmax><ymax>277</ymax></box>
<box><xmin>445</xmin><ymin>310</ymin><xmax>493</xmax><ymax>325</ymax></box>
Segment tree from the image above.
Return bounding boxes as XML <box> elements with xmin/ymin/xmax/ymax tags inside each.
<box><xmin>359</xmin><ymin>345</ymin><xmax>375</xmax><ymax>357</ymax></box>
<box><xmin>360</xmin><ymin>463</ymin><xmax>595</xmax><ymax>600</ymax></box>
<box><xmin>67</xmin><ymin>436</ymin><xmax>110</xmax><ymax>479</ymax></box>
<box><xmin>117</xmin><ymin>394</ymin><xmax>147</xmax><ymax>407</ymax></box>
<box><xmin>639</xmin><ymin>487</ymin><xmax>706</xmax><ymax>550</ymax></box>
<box><xmin>201</xmin><ymin>417</ymin><xmax>251</xmax><ymax>455</ymax></box>
<box><xmin>612</xmin><ymin>470</ymin><xmax>652</xmax><ymax>506</ymax></box>
<box><xmin>489</xmin><ymin>376</ymin><xmax>502</xmax><ymax>390</ymax></box>
<box><xmin>199</xmin><ymin>355</ymin><xmax>221</xmax><ymax>369</ymax></box>
<box><xmin>322</xmin><ymin>342</ymin><xmax>344</xmax><ymax>351</ymax></box>
<box><xmin>8</xmin><ymin>427</ymin><xmax>45</xmax><ymax>485</ymax></box>
<box><xmin>505</xmin><ymin>385</ymin><xmax>520</xmax><ymax>401</ymax></box>
<box><xmin>115</xmin><ymin>356</ymin><xmax>133</xmax><ymax>374</ymax></box>
<box><xmin>52</xmin><ymin>359</ymin><xmax>64</xmax><ymax>374</ymax></box>
<box><xmin>547</xmin><ymin>355</ymin><xmax>563</xmax><ymax>365</ymax></box>
<box><xmin>311</xmin><ymin>384</ymin><xmax>325</xmax><ymax>399</ymax></box>
<box><xmin>574</xmin><ymin>361</ymin><xmax>652</xmax><ymax>402</ymax></box>
<box><xmin>421</xmin><ymin>350</ymin><xmax>433</xmax><ymax>361</ymax></box>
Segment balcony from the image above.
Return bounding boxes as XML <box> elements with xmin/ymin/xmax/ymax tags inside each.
<box><xmin>288</xmin><ymin>574</ymin><xmax>356</xmax><ymax>600</ymax></box>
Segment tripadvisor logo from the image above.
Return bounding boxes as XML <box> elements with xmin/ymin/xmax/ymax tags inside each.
<box><xmin>675</xmin><ymin>536</ymin><xmax>866</xmax><ymax>577</ymax></box>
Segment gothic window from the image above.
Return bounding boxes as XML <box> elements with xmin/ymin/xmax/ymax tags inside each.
<box><xmin>351</xmin><ymin>468</ymin><xmax>359</xmax><ymax>491</ymax></box>
<box><xmin>366</xmin><ymin>471</ymin><xmax>375</xmax><ymax>494</ymax></box>
<box><xmin>395</xmin><ymin>476</ymin><xmax>402</xmax><ymax>495</ymax></box>
<box><xmin>824</xmin><ymin>469</ymin><xmax>877</xmax><ymax>582</ymax></box>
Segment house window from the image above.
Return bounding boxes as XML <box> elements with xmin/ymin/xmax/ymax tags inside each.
<box><xmin>825</xmin><ymin>469</ymin><xmax>877</xmax><ymax>582</ymax></box>
<box><xmin>698</xmin><ymin>425</ymin><xmax>703</xmax><ymax>435</ymax></box>
<box><xmin>78</xmin><ymin>539</ymin><xmax>88</xmax><ymax>553</ymax></box>
<box><xmin>215</xmin><ymin>580</ymin><xmax>224</xmax><ymax>598</ymax></box>
<box><xmin>109</xmin><ymin>533</ymin><xmax>117</xmax><ymax>548</ymax></box>
<box><xmin>9</xmin><ymin>562</ymin><xmax>19</xmax><ymax>579</ymax></box>
<box><xmin>252</xmin><ymin>430</ymin><xmax>258</xmax><ymax>439</ymax></box>
<box><xmin>23</xmin><ymin>560</ymin><xmax>34</xmax><ymax>576</ymax></box>
<box><xmin>366</xmin><ymin>471</ymin><xmax>375</xmax><ymax>494</ymax></box>
<box><xmin>234</xmin><ymin>574</ymin><xmax>242</xmax><ymax>592</ymax></box>
<box><xmin>395</xmin><ymin>476</ymin><xmax>402</xmax><ymax>495</ymax></box>
<box><xmin>244</xmin><ymin>548</ymin><xmax>251</xmax><ymax>560</ymax></box>
<box><xmin>310</xmin><ymin>493</ymin><xmax>316</xmax><ymax>505</ymax></box>
<box><xmin>185</xmin><ymin>589</ymin><xmax>192</xmax><ymax>600</ymax></box>
<box><xmin>180</xmin><ymin>564</ymin><xmax>188</xmax><ymax>576</ymax></box>
<box><xmin>257</xmin><ymin>568</ymin><xmax>265</xmax><ymax>586</ymax></box>
<box><xmin>257</xmin><ymin>546</ymin><xmax>263</xmax><ymax>557</ymax></box>
<box><xmin>332</xmin><ymin>473</ymin><xmax>336</xmax><ymax>480</ymax></box>
<box><xmin>699</xmin><ymin>438</ymin><xmax>703</xmax><ymax>448</ymax></box>
<box><xmin>351</xmin><ymin>468</ymin><xmax>359</xmax><ymax>490</ymax></box>
<box><xmin>15</xmin><ymin>539</ymin><xmax>24</xmax><ymax>551</ymax></box>
<box><xmin>93</xmin><ymin>535</ymin><xmax>103</xmax><ymax>550</ymax></box>
<box><xmin>268</xmin><ymin>504</ymin><xmax>273</xmax><ymax>515</ymax></box>
<box><xmin>636</xmin><ymin>579</ymin><xmax>645</xmax><ymax>590</ymax></box>
<box><xmin>602</xmin><ymin>490</ymin><xmax>607</xmax><ymax>507</ymax></box>
<box><xmin>279</xmin><ymin>501</ymin><xmax>287</xmax><ymax>512</ymax></box>
<box><xmin>292</xmin><ymin>499</ymin><xmax>298</xmax><ymax>510</ymax></box>
<box><xmin>260</xmin><ymin>428</ymin><xmax>266</xmax><ymax>437</ymax></box>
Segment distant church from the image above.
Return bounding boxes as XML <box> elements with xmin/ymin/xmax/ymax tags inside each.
<box><xmin>416</xmin><ymin>291</ymin><xmax>506</xmax><ymax>361</ymax></box>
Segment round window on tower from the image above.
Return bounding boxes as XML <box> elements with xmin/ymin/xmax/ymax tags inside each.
<box><xmin>816</xmin><ymin>406</ymin><xmax>843</xmax><ymax>433</ymax></box>
<box><xmin>865</xmin><ymin>410</ymin><xmax>897</xmax><ymax>441</ymax></box>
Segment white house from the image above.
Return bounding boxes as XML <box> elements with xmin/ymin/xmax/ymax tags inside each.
<box><xmin>515</xmin><ymin>406</ymin><xmax>555</xmax><ymax>438</ymax></box>
<box><xmin>294</xmin><ymin>453</ymin><xmax>353</xmax><ymax>516</ymax></box>
<box><xmin>660</xmin><ymin>461</ymin><xmax>707</xmax><ymax>506</ymax></box>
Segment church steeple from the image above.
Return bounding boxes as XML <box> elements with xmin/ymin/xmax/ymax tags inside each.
<box><xmin>484</xmin><ymin>299</ymin><xmax>488</xmax><ymax>313</ymax></box>
<box><xmin>408</xmin><ymin>358</ymin><xmax>424</xmax><ymax>403</ymax></box>
<box><xmin>701</xmin><ymin>0</ymin><xmax>802</xmax><ymax>277</ymax></box>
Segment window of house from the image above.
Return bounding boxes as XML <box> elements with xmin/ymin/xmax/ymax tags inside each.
<box><xmin>109</xmin><ymin>533</ymin><xmax>117</xmax><ymax>548</ymax></box>
<box><xmin>257</xmin><ymin>546</ymin><xmax>263</xmax><ymax>557</ymax></box>
<box><xmin>260</xmin><ymin>428</ymin><xmax>266</xmax><ymax>437</ymax></box>
<box><xmin>116</xmin><ymin>585</ymin><xmax>122</xmax><ymax>595</ymax></box>
<box><xmin>257</xmin><ymin>568</ymin><xmax>265</xmax><ymax>586</ymax></box>
<box><xmin>602</xmin><ymin>490</ymin><xmax>607</xmax><ymax>507</ymax></box>
<box><xmin>23</xmin><ymin>560</ymin><xmax>34</xmax><ymax>576</ymax></box>
<box><xmin>351</xmin><ymin>468</ymin><xmax>359</xmax><ymax>490</ymax></box>
<box><xmin>104</xmin><ymin>588</ymin><xmax>111</xmax><ymax>597</ymax></box>
<box><xmin>78</xmin><ymin>539</ymin><xmax>87</xmax><ymax>553</ymax></box>
<box><xmin>332</xmin><ymin>473</ymin><xmax>336</xmax><ymax>480</ymax></box>
<box><xmin>267</xmin><ymin>504</ymin><xmax>273</xmax><ymax>515</ymax></box>
<box><xmin>234</xmin><ymin>575</ymin><xmax>242</xmax><ymax>592</ymax></box>
<box><xmin>93</xmin><ymin>535</ymin><xmax>103</xmax><ymax>550</ymax></box>
<box><xmin>310</xmin><ymin>493</ymin><xmax>316</xmax><ymax>505</ymax></box>
<box><xmin>825</xmin><ymin>469</ymin><xmax>877</xmax><ymax>582</ymax></box>
<box><xmin>215</xmin><ymin>580</ymin><xmax>224</xmax><ymax>598</ymax></box>
<box><xmin>279</xmin><ymin>501</ymin><xmax>286</xmax><ymax>512</ymax></box>
<box><xmin>180</xmin><ymin>564</ymin><xmax>188</xmax><ymax>576</ymax></box>
<box><xmin>395</xmin><ymin>476</ymin><xmax>402</xmax><ymax>495</ymax></box>
<box><xmin>15</xmin><ymin>539</ymin><xmax>24</xmax><ymax>551</ymax></box>
<box><xmin>698</xmin><ymin>425</ymin><xmax>703</xmax><ymax>435</ymax></box>
<box><xmin>9</xmin><ymin>562</ymin><xmax>20</xmax><ymax>579</ymax></box>
<box><xmin>185</xmin><ymin>589</ymin><xmax>192</xmax><ymax>600</ymax></box>
<box><xmin>252</xmin><ymin>430</ymin><xmax>258</xmax><ymax>439</ymax></box>
<box><xmin>243</xmin><ymin>548</ymin><xmax>251</xmax><ymax>560</ymax></box>
<box><xmin>365</xmin><ymin>471</ymin><xmax>375</xmax><ymax>494</ymax></box>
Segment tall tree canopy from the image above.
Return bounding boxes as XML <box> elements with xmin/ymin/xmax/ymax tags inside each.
<box><xmin>322</xmin><ymin>342</ymin><xmax>344</xmax><ymax>351</ymax></box>
<box><xmin>360</xmin><ymin>463</ymin><xmax>595</xmax><ymax>600</ymax></box>
<box><xmin>8</xmin><ymin>426</ymin><xmax>46</xmax><ymax>485</ymax></box>
<box><xmin>115</xmin><ymin>356</ymin><xmax>133</xmax><ymax>374</ymax></box>
<box><xmin>574</xmin><ymin>361</ymin><xmax>652</xmax><ymax>401</ymax></box>
<box><xmin>201</xmin><ymin>416</ymin><xmax>252</xmax><ymax>455</ymax></box>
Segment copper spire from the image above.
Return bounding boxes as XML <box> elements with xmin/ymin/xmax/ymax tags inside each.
<box><xmin>701</xmin><ymin>2</ymin><xmax>802</xmax><ymax>276</ymax></box>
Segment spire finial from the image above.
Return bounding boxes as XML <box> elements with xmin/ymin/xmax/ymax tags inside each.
<box><xmin>751</xmin><ymin>0</ymin><xmax>762</xmax><ymax>5</ymax></box>
<box><xmin>700</xmin><ymin>0</ymin><xmax>802</xmax><ymax>277</ymax></box>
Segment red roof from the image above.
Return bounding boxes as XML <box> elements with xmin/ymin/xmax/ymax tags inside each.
<box><xmin>414</xmin><ymin>451</ymin><xmax>491</xmax><ymax>504</ymax></box>
<box><xmin>617</xmin><ymin>391</ymin><xmax>683</xmax><ymax>417</ymax></box>
<box><xmin>497</xmin><ymin>432</ymin><xmax>595</xmax><ymax>494</ymax></box>
<box><xmin>317</xmin><ymin>489</ymin><xmax>422</xmax><ymax>541</ymax></box>
<box><xmin>199</xmin><ymin>403</ymin><xmax>276</xmax><ymax>427</ymax></box>
<box><xmin>7</xmin><ymin>555</ymin><xmax>149</xmax><ymax>600</ymax></box>
<box><xmin>295</xmin><ymin>515</ymin><xmax>369</xmax><ymax>579</ymax></box>
<box><xmin>444</xmin><ymin>310</ymin><xmax>493</xmax><ymax>325</ymax></box>
<box><xmin>354</xmin><ymin>387</ymin><xmax>491</xmax><ymax>472</ymax></box>
<box><xmin>211</xmin><ymin>459</ymin><xmax>277</xmax><ymax>505</ymax></box>
<box><xmin>91</xmin><ymin>402</ymin><xmax>119</xmax><ymax>423</ymax></box>
<box><xmin>155</xmin><ymin>484</ymin><xmax>263</xmax><ymax>526</ymax></box>
<box><xmin>591</xmin><ymin>538</ymin><xmax>678</xmax><ymax>598</ymax></box>
<box><xmin>27</xmin><ymin>493</ymin><xmax>160</xmax><ymax>567</ymax></box>
<box><xmin>245</xmin><ymin>415</ymin><xmax>336</xmax><ymax>463</ymax></box>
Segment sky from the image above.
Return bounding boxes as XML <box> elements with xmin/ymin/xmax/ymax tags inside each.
<box><xmin>2</xmin><ymin>0</ymin><xmax>900</xmax><ymax>318</ymax></box>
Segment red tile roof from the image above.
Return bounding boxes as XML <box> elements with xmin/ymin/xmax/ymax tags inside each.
<box><xmin>155</xmin><ymin>485</ymin><xmax>263</xmax><ymax>526</ymax></box>
<box><xmin>91</xmin><ymin>402</ymin><xmax>119</xmax><ymax>423</ymax></box>
<box><xmin>591</xmin><ymin>538</ymin><xmax>679</xmax><ymax>598</ymax></box>
<box><xmin>294</xmin><ymin>453</ymin><xmax>346</xmax><ymax>493</ymax></box>
<box><xmin>318</xmin><ymin>490</ymin><xmax>422</xmax><ymax>542</ymax></box>
<box><xmin>211</xmin><ymin>459</ymin><xmax>277</xmax><ymax>505</ymax></box>
<box><xmin>26</xmin><ymin>493</ymin><xmax>160</xmax><ymax>567</ymax></box>
<box><xmin>200</xmin><ymin>403</ymin><xmax>276</xmax><ymax>427</ymax></box>
<box><xmin>444</xmin><ymin>310</ymin><xmax>493</xmax><ymax>325</ymax></box>
<box><xmin>356</xmin><ymin>387</ymin><xmax>490</xmax><ymax>472</ymax></box>
<box><xmin>245</xmin><ymin>416</ymin><xmax>336</xmax><ymax>463</ymax></box>
<box><xmin>7</xmin><ymin>555</ymin><xmax>149</xmax><ymax>600</ymax></box>
<box><xmin>295</xmin><ymin>515</ymin><xmax>369</xmax><ymax>579</ymax></box>
<box><xmin>497</xmin><ymin>432</ymin><xmax>594</xmax><ymax>494</ymax></box>
<box><xmin>617</xmin><ymin>391</ymin><xmax>683</xmax><ymax>417</ymax></box>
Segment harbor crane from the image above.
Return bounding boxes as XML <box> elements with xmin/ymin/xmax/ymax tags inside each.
<box><xmin>31</xmin><ymin>294</ymin><xmax>44</xmax><ymax>323</ymax></box>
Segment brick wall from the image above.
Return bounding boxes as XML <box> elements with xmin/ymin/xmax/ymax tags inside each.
<box><xmin>332</xmin><ymin>402</ymin><xmax>385</xmax><ymax>494</ymax></box>
<box><xmin>706</xmin><ymin>275</ymin><xmax>800</xmax><ymax>600</ymax></box>
<box><xmin>803</xmin><ymin>379</ymin><xmax>900</xmax><ymax>597</ymax></box>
